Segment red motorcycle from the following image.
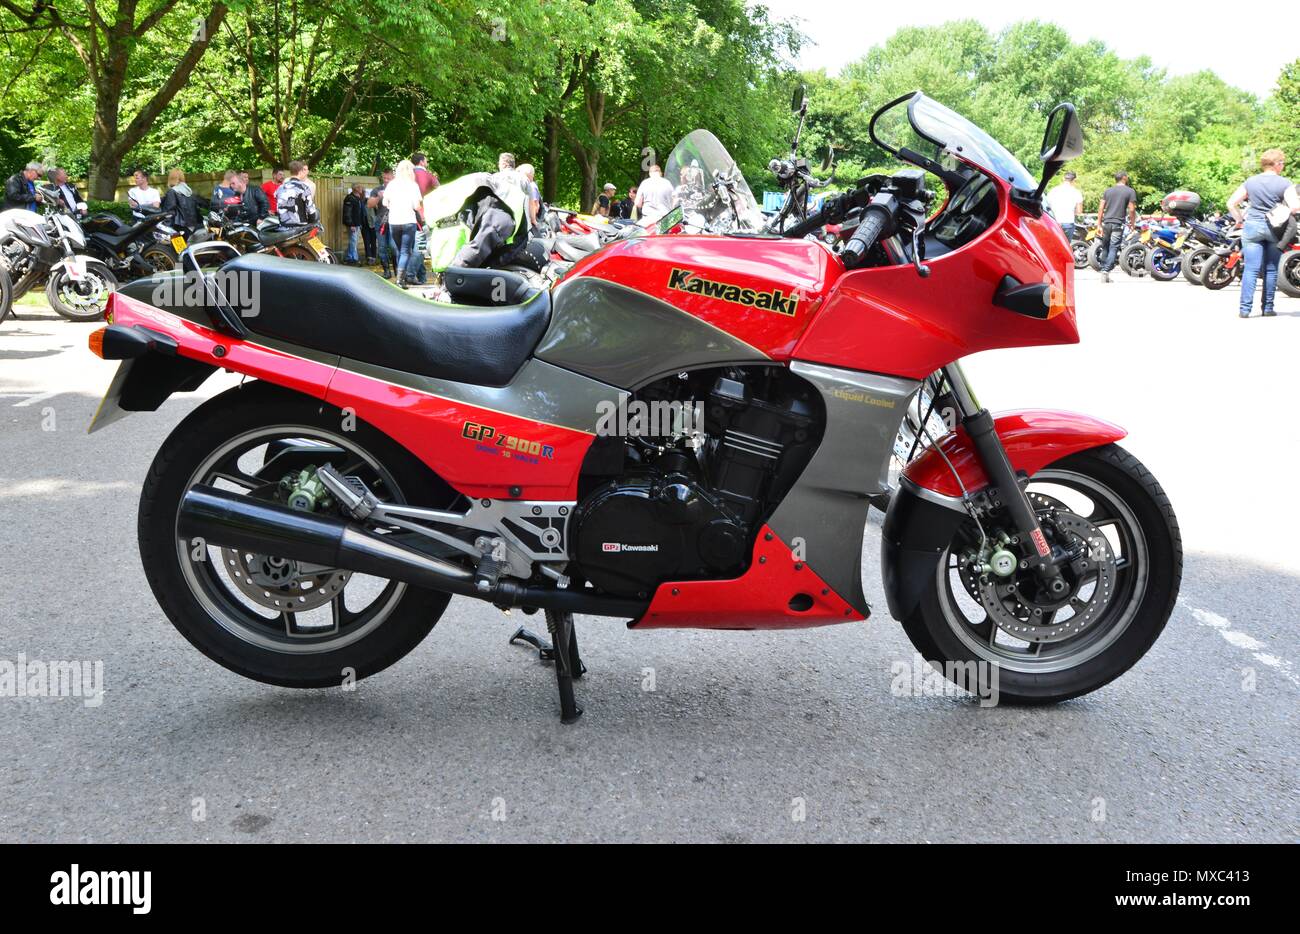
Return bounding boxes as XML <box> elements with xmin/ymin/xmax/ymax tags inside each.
<box><xmin>88</xmin><ymin>93</ymin><xmax>1180</xmax><ymax>721</ymax></box>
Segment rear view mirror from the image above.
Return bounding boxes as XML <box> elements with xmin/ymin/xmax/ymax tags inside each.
<box><xmin>821</xmin><ymin>144</ymin><xmax>835</xmax><ymax>172</ymax></box>
<box><xmin>1041</xmin><ymin>103</ymin><xmax>1083</xmax><ymax>163</ymax></box>
<box><xmin>791</xmin><ymin>85</ymin><xmax>806</xmax><ymax>114</ymax></box>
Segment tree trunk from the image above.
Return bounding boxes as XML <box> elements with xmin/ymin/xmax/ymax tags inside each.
<box><xmin>89</xmin><ymin>89</ymin><xmax>125</xmax><ymax>200</ymax></box>
<box><xmin>542</xmin><ymin>112</ymin><xmax>561</xmax><ymax>204</ymax></box>
<box><xmin>580</xmin><ymin>156</ymin><xmax>599</xmax><ymax>214</ymax></box>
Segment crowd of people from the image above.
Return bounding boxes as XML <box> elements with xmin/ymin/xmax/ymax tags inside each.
<box><xmin>1045</xmin><ymin>149</ymin><xmax>1300</xmax><ymax>318</ymax></box>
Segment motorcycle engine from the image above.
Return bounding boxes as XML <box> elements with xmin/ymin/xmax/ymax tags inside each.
<box><xmin>571</xmin><ymin>367</ymin><xmax>821</xmax><ymax>599</ymax></box>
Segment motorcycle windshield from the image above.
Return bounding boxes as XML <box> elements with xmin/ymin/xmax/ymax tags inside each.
<box><xmin>664</xmin><ymin>130</ymin><xmax>763</xmax><ymax>230</ymax></box>
<box><xmin>873</xmin><ymin>92</ymin><xmax>1037</xmax><ymax>191</ymax></box>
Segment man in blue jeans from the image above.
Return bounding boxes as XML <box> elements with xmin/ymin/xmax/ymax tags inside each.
<box><xmin>1096</xmin><ymin>171</ymin><xmax>1137</xmax><ymax>283</ymax></box>
<box><xmin>1227</xmin><ymin>149</ymin><xmax>1298</xmax><ymax>318</ymax></box>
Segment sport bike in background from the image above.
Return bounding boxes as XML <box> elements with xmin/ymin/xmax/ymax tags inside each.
<box><xmin>88</xmin><ymin>92</ymin><xmax>1181</xmax><ymax>722</ymax></box>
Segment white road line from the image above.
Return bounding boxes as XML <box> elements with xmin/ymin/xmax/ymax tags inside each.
<box><xmin>1188</xmin><ymin>606</ymin><xmax>1300</xmax><ymax>688</ymax></box>
<box><xmin>11</xmin><ymin>391</ymin><xmax>58</xmax><ymax>408</ymax></box>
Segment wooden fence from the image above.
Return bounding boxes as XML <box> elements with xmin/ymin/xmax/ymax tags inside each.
<box><xmin>98</xmin><ymin>170</ymin><xmax>379</xmax><ymax>252</ymax></box>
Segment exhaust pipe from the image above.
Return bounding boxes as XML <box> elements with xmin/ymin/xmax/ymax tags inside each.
<box><xmin>177</xmin><ymin>485</ymin><xmax>646</xmax><ymax>618</ymax></box>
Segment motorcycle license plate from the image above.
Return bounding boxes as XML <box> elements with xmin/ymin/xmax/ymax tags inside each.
<box><xmin>171</xmin><ymin>235</ymin><xmax>187</xmax><ymax>252</ymax></box>
<box><xmin>308</xmin><ymin>235</ymin><xmax>325</xmax><ymax>253</ymax></box>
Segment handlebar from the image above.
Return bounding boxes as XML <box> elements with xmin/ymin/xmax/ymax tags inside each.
<box><xmin>840</xmin><ymin>203</ymin><xmax>892</xmax><ymax>268</ymax></box>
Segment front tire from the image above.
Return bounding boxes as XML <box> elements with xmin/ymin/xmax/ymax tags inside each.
<box><xmin>138</xmin><ymin>382</ymin><xmax>456</xmax><ymax>688</ymax></box>
<box><xmin>45</xmin><ymin>261</ymin><xmax>117</xmax><ymax>320</ymax></box>
<box><xmin>1144</xmin><ymin>245</ymin><xmax>1180</xmax><ymax>281</ymax></box>
<box><xmin>1182</xmin><ymin>247</ymin><xmax>1214</xmax><ymax>284</ymax></box>
<box><xmin>899</xmin><ymin>444</ymin><xmax>1181</xmax><ymax>704</ymax></box>
<box><xmin>1119</xmin><ymin>242</ymin><xmax>1148</xmax><ymax>277</ymax></box>
<box><xmin>1200</xmin><ymin>254</ymin><xmax>1236</xmax><ymax>290</ymax></box>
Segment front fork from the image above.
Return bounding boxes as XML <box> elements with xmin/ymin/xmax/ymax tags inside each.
<box><xmin>941</xmin><ymin>363</ymin><xmax>1071</xmax><ymax>598</ymax></box>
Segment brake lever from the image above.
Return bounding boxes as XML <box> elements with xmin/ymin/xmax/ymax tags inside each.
<box><xmin>910</xmin><ymin>215</ymin><xmax>931</xmax><ymax>278</ymax></box>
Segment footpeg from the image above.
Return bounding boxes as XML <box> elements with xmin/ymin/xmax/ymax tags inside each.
<box><xmin>509</xmin><ymin>626</ymin><xmax>555</xmax><ymax>661</ymax></box>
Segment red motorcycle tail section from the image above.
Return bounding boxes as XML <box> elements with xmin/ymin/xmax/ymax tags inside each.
<box><xmin>634</xmin><ymin>526</ymin><xmax>864</xmax><ymax>629</ymax></box>
<box><xmin>903</xmin><ymin>409</ymin><xmax>1127</xmax><ymax>498</ymax></box>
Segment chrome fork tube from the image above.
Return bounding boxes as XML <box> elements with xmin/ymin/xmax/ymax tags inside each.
<box><xmin>942</xmin><ymin>363</ymin><xmax>1069</xmax><ymax>593</ymax></box>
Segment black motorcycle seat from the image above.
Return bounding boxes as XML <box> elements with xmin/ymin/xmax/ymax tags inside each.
<box><xmin>259</xmin><ymin>223</ymin><xmax>313</xmax><ymax>245</ymax></box>
<box><xmin>223</xmin><ymin>253</ymin><xmax>550</xmax><ymax>387</ymax></box>
<box><xmin>88</xmin><ymin>213</ymin><xmax>166</xmax><ymax>248</ymax></box>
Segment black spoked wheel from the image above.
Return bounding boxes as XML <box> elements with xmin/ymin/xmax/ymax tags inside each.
<box><xmin>1200</xmin><ymin>253</ymin><xmax>1237</xmax><ymax>290</ymax></box>
<box><xmin>1120</xmin><ymin>243</ymin><xmax>1148</xmax><ymax>277</ymax></box>
<box><xmin>901</xmin><ymin>444</ymin><xmax>1181</xmax><ymax>703</ymax></box>
<box><xmin>138</xmin><ymin>383</ymin><xmax>456</xmax><ymax>687</ymax></box>
<box><xmin>1182</xmin><ymin>247</ymin><xmax>1214</xmax><ymax>284</ymax></box>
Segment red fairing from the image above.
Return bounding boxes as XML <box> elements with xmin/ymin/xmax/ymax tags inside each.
<box><xmin>903</xmin><ymin>410</ymin><xmax>1128</xmax><ymax>499</ymax></box>
<box><xmin>635</xmin><ymin>526</ymin><xmax>864</xmax><ymax>629</ymax></box>
<box><xmin>106</xmin><ymin>293</ymin><xmax>594</xmax><ymax>501</ymax></box>
<box><xmin>793</xmin><ymin>177</ymin><xmax>1079</xmax><ymax>379</ymax></box>
<box><xmin>106</xmin><ymin>292</ymin><xmax>336</xmax><ymax>399</ymax></box>
<box><xmin>569</xmin><ymin>233</ymin><xmax>840</xmax><ymax>359</ymax></box>
<box><xmin>324</xmin><ymin>369</ymin><xmax>593</xmax><ymax>501</ymax></box>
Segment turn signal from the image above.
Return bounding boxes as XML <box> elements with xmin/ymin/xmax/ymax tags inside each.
<box><xmin>88</xmin><ymin>327</ymin><xmax>107</xmax><ymax>359</ymax></box>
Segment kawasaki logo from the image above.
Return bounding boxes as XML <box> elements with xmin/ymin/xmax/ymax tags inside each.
<box><xmin>667</xmin><ymin>267</ymin><xmax>799</xmax><ymax>316</ymax></box>
<box><xmin>602</xmin><ymin>543</ymin><xmax>659</xmax><ymax>553</ymax></box>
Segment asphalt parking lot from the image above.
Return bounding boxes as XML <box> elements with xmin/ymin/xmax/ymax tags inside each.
<box><xmin>1</xmin><ymin>272</ymin><xmax>1296</xmax><ymax>843</ymax></box>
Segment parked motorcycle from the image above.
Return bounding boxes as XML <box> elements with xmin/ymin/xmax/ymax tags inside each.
<box><xmin>90</xmin><ymin>92</ymin><xmax>1180</xmax><ymax>722</ymax></box>
<box><xmin>205</xmin><ymin>207</ymin><xmax>336</xmax><ymax>263</ymax></box>
<box><xmin>1199</xmin><ymin>233</ymin><xmax>1244</xmax><ymax>290</ymax></box>
<box><xmin>0</xmin><ymin>188</ymin><xmax>116</xmax><ymax>320</ymax></box>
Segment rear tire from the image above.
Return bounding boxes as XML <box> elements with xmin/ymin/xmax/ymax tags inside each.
<box><xmin>138</xmin><ymin>382</ymin><xmax>456</xmax><ymax>688</ymax></box>
<box><xmin>900</xmin><ymin>443</ymin><xmax>1181</xmax><ymax>704</ymax></box>
<box><xmin>1144</xmin><ymin>245</ymin><xmax>1180</xmax><ymax>281</ymax></box>
<box><xmin>1119</xmin><ymin>243</ymin><xmax>1148</xmax><ymax>277</ymax></box>
<box><xmin>1086</xmin><ymin>239</ymin><xmax>1105</xmax><ymax>271</ymax></box>
<box><xmin>1182</xmin><ymin>247</ymin><xmax>1214</xmax><ymax>284</ymax></box>
<box><xmin>1278</xmin><ymin>250</ymin><xmax>1300</xmax><ymax>299</ymax></box>
<box><xmin>0</xmin><ymin>265</ymin><xmax>12</xmax><ymax>324</ymax></box>
<box><xmin>142</xmin><ymin>243</ymin><xmax>178</xmax><ymax>274</ymax></box>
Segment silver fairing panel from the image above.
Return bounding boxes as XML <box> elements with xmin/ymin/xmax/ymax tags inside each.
<box><xmin>537</xmin><ymin>276</ymin><xmax>769</xmax><ymax>389</ymax></box>
<box><xmin>767</xmin><ymin>362</ymin><xmax>920</xmax><ymax>616</ymax></box>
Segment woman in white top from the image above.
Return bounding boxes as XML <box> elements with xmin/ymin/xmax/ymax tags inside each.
<box><xmin>127</xmin><ymin>169</ymin><xmax>162</xmax><ymax>213</ymax></box>
<box><xmin>383</xmin><ymin>160</ymin><xmax>424</xmax><ymax>288</ymax></box>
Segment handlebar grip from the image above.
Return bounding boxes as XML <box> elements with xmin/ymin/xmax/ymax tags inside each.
<box><xmin>840</xmin><ymin>207</ymin><xmax>889</xmax><ymax>268</ymax></box>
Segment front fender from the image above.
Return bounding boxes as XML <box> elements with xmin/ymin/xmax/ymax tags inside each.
<box><xmin>903</xmin><ymin>409</ymin><xmax>1126</xmax><ymax>499</ymax></box>
<box><xmin>880</xmin><ymin>409</ymin><xmax>1127</xmax><ymax>621</ymax></box>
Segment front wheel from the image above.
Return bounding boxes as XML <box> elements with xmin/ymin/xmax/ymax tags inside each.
<box><xmin>1278</xmin><ymin>250</ymin><xmax>1300</xmax><ymax>298</ymax></box>
<box><xmin>138</xmin><ymin>383</ymin><xmax>456</xmax><ymax>687</ymax></box>
<box><xmin>899</xmin><ymin>444</ymin><xmax>1181</xmax><ymax>704</ymax></box>
<box><xmin>1200</xmin><ymin>253</ymin><xmax>1237</xmax><ymax>290</ymax></box>
<box><xmin>1119</xmin><ymin>242</ymin><xmax>1148</xmax><ymax>277</ymax></box>
<box><xmin>1070</xmin><ymin>239</ymin><xmax>1089</xmax><ymax>269</ymax></box>
<box><xmin>1086</xmin><ymin>239</ymin><xmax>1106</xmax><ymax>271</ymax></box>
<box><xmin>45</xmin><ymin>260</ymin><xmax>117</xmax><ymax>320</ymax></box>
<box><xmin>0</xmin><ymin>265</ymin><xmax>12</xmax><ymax>324</ymax></box>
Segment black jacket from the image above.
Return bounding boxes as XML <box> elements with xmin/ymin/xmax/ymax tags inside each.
<box><xmin>342</xmin><ymin>191</ymin><xmax>366</xmax><ymax>227</ymax></box>
<box><xmin>234</xmin><ymin>184</ymin><xmax>270</xmax><ymax>222</ymax></box>
<box><xmin>3</xmin><ymin>172</ymin><xmax>38</xmax><ymax>211</ymax></box>
<box><xmin>161</xmin><ymin>186</ymin><xmax>208</xmax><ymax>231</ymax></box>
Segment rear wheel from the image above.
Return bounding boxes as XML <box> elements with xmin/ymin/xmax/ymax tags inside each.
<box><xmin>1071</xmin><ymin>239</ymin><xmax>1089</xmax><ymax>269</ymax></box>
<box><xmin>1278</xmin><ymin>250</ymin><xmax>1300</xmax><ymax>299</ymax></box>
<box><xmin>1144</xmin><ymin>245</ymin><xmax>1181</xmax><ymax>281</ymax></box>
<box><xmin>1119</xmin><ymin>243</ymin><xmax>1148</xmax><ymax>277</ymax></box>
<box><xmin>142</xmin><ymin>243</ymin><xmax>178</xmax><ymax>274</ymax></box>
<box><xmin>1086</xmin><ymin>239</ymin><xmax>1106</xmax><ymax>271</ymax></box>
<box><xmin>900</xmin><ymin>444</ymin><xmax>1181</xmax><ymax>703</ymax></box>
<box><xmin>138</xmin><ymin>383</ymin><xmax>456</xmax><ymax>688</ymax></box>
<box><xmin>45</xmin><ymin>260</ymin><xmax>117</xmax><ymax>320</ymax></box>
<box><xmin>0</xmin><ymin>265</ymin><xmax>12</xmax><ymax>324</ymax></box>
<box><xmin>1182</xmin><ymin>247</ymin><xmax>1214</xmax><ymax>284</ymax></box>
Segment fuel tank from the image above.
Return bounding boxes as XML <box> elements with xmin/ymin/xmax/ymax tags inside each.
<box><xmin>537</xmin><ymin>234</ymin><xmax>839</xmax><ymax>389</ymax></box>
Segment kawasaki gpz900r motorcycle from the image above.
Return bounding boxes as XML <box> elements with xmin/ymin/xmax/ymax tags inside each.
<box><xmin>88</xmin><ymin>92</ymin><xmax>1180</xmax><ymax>722</ymax></box>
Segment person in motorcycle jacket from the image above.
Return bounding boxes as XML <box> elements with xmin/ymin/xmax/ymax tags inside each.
<box><xmin>274</xmin><ymin>161</ymin><xmax>320</xmax><ymax>226</ymax></box>
<box><xmin>161</xmin><ymin>168</ymin><xmax>208</xmax><ymax>231</ymax></box>
<box><xmin>444</xmin><ymin>170</ymin><xmax>529</xmax><ymax>269</ymax></box>
<box><xmin>3</xmin><ymin>162</ymin><xmax>43</xmax><ymax>212</ymax></box>
<box><xmin>47</xmin><ymin>167</ymin><xmax>87</xmax><ymax>216</ymax></box>
<box><xmin>228</xmin><ymin>172</ymin><xmax>270</xmax><ymax>224</ymax></box>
